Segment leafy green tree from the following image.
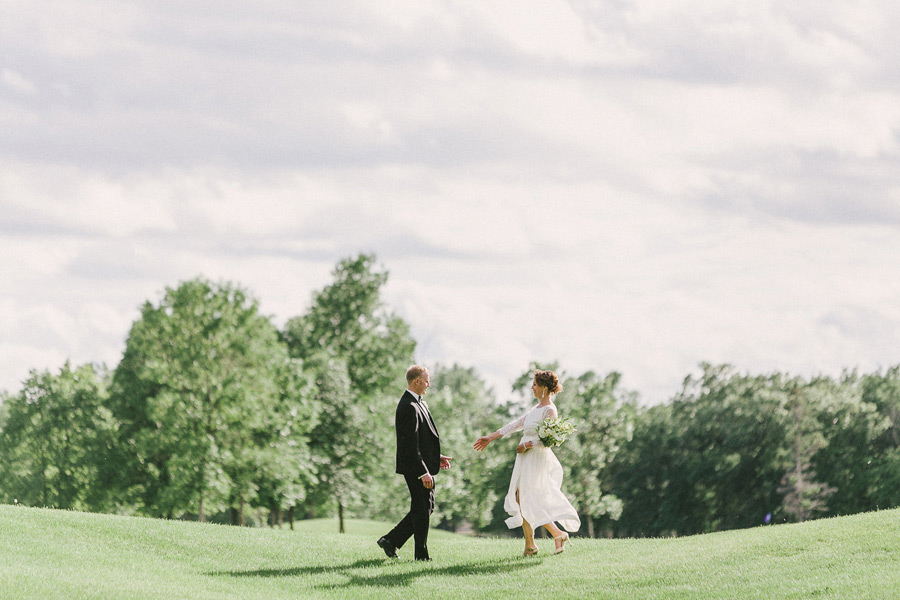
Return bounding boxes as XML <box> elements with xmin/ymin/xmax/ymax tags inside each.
<box><xmin>109</xmin><ymin>278</ymin><xmax>315</xmax><ymax>522</ymax></box>
<box><xmin>300</xmin><ymin>354</ymin><xmax>371</xmax><ymax>532</ymax></box>
<box><xmin>863</xmin><ymin>367</ymin><xmax>900</xmax><ymax>449</ymax></box>
<box><xmin>558</xmin><ymin>370</ymin><xmax>636</xmax><ymax>537</ymax></box>
<box><xmin>282</xmin><ymin>255</ymin><xmax>416</xmax><ymax>529</ymax></box>
<box><xmin>605</xmin><ymin>400</ymin><xmax>682</xmax><ymax>536</ymax></box>
<box><xmin>222</xmin><ymin>356</ymin><xmax>320</xmax><ymax>526</ymax></box>
<box><xmin>810</xmin><ymin>372</ymin><xmax>880</xmax><ymax>516</ymax></box>
<box><xmin>684</xmin><ymin>366</ymin><xmax>795</xmax><ymax>532</ymax></box>
<box><xmin>282</xmin><ymin>254</ymin><xmax>415</xmax><ymax>395</ymax></box>
<box><xmin>0</xmin><ymin>395</ymin><xmax>8</xmax><ymax>430</ymax></box>
<box><xmin>863</xmin><ymin>367</ymin><xmax>900</xmax><ymax>513</ymax></box>
<box><xmin>427</xmin><ymin>364</ymin><xmax>508</xmax><ymax>532</ymax></box>
<box><xmin>609</xmin><ymin>364</ymin><xmax>793</xmax><ymax>536</ymax></box>
<box><xmin>0</xmin><ymin>363</ymin><xmax>115</xmax><ymax>511</ymax></box>
<box><xmin>250</xmin><ymin>360</ymin><xmax>320</xmax><ymax>528</ymax></box>
<box><xmin>778</xmin><ymin>379</ymin><xmax>836</xmax><ymax>522</ymax></box>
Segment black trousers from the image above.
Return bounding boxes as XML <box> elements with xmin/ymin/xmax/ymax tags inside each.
<box><xmin>385</xmin><ymin>473</ymin><xmax>435</xmax><ymax>560</ymax></box>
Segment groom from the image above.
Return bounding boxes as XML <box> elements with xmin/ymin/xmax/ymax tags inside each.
<box><xmin>377</xmin><ymin>365</ymin><xmax>451</xmax><ymax>561</ymax></box>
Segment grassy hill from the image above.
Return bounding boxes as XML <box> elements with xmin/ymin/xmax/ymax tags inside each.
<box><xmin>1</xmin><ymin>504</ymin><xmax>899</xmax><ymax>599</ymax></box>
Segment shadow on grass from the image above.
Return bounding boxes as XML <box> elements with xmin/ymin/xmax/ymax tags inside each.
<box><xmin>213</xmin><ymin>556</ymin><xmax>543</xmax><ymax>589</ymax></box>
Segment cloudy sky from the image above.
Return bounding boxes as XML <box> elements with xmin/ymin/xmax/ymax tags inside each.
<box><xmin>2</xmin><ymin>1</ymin><xmax>900</xmax><ymax>404</ymax></box>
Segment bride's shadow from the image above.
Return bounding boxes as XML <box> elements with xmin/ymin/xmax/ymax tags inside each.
<box><xmin>214</xmin><ymin>555</ymin><xmax>542</xmax><ymax>590</ymax></box>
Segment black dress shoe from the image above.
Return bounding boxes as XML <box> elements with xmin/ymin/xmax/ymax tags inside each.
<box><xmin>415</xmin><ymin>557</ymin><xmax>432</xmax><ymax>562</ymax></box>
<box><xmin>377</xmin><ymin>537</ymin><xmax>398</xmax><ymax>559</ymax></box>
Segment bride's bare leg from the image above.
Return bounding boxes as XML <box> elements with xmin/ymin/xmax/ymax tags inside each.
<box><xmin>523</xmin><ymin>518</ymin><xmax>536</xmax><ymax>548</ymax></box>
<box><xmin>544</xmin><ymin>522</ymin><xmax>568</xmax><ymax>550</ymax></box>
<box><xmin>517</xmin><ymin>490</ymin><xmax>537</xmax><ymax>553</ymax></box>
<box><xmin>544</xmin><ymin>522</ymin><xmax>562</xmax><ymax>538</ymax></box>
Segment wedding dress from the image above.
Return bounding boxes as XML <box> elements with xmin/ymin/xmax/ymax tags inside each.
<box><xmin>498</xmin><ymin>403</ymin><xmax>581</xmax><ymax>532</ymax></box>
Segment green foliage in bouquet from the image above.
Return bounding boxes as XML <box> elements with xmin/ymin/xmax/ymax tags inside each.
<box><xmin>537</xmin><ymin>416</ymin><xmax>577</xmax><ymax>448</ymax></box>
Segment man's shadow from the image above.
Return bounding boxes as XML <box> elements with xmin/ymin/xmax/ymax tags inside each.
<box><xmin>213</xmin><ymin>556</ymin><xmax>542</xmax><ymax>590</ymax></box>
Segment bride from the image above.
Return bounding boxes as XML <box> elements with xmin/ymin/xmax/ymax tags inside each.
<box><xmin>473</xmin><ymin>369</ymin><xmax>580</xmax><ymax>556</ymax></box>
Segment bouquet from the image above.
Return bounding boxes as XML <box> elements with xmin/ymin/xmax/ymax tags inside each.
<box><xmin>537</xmin><ymin>417</ymin><xmax>576</xmax><ymax>448</ymax></box>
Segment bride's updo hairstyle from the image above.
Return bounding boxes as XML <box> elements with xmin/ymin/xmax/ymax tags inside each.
<box><xmin>534</xmin><ymin>369</ymin><xmax>562</xmax><ymax>395</ymax></box>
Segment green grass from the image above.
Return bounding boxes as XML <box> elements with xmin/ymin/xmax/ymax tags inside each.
<box><xmin>290</xmin><ymin>517</ymin><xmax>457</xmax><ymax>540</ymax></box>
<box><xmin>1</xmin><ymin>504</ymin><xmax>899</xmax><ymax>599</ymax></box>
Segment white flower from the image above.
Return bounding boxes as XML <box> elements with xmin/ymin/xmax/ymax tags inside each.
<box><xmin>537</xmin><ymin>417</ymin><xmax>576</xmax><ymax>448</ymax></box>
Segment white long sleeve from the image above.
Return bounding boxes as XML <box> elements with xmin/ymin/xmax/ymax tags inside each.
<box><xmin>497</xmin><ymin>413</ymin><xmax>527</xmax><ymax>437</ymax></box>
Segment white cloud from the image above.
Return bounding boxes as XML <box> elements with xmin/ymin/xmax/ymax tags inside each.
<box><xmin>1</xmin><ymin>69</ymin><xmax>37</xmax><ymax>95</ymax></box>
<box><xmin>462</xmin><ymin>0</ymin><xmax>600</xmax><ymax>64</ymax></box>
<box><xmin>3</xmin><ymin>1</ymin><xmax>900</xmax><ymax>405</ymax></box>
<box><xmin>0</xmin><ymin>298</ymin><xmax>129</xmax><ymax>388</ymax></box>
<box><xmin>1</xmin><ymin>164</ymin><xmax>178</xmax><ymax>236</ymax></box>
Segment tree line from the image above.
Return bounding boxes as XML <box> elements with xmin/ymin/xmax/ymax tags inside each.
<box><xmin>1</xmin><ymin>254</ymin><xmax>899</xmax><ymax>537</ymax></box>
<box><xmin>607</xmin><ymin>363</ymin><xmax>900</xmax><ymax>536</ymax></box>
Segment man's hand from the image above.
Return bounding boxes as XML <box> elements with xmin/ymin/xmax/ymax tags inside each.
<box><xmin>440</xmin><ymin>455</ymin><xmax>452</xmax><ymax>470</ymax></box>
<box><xmin>422</xmin><ymin>473</ymin><xmax>434</xmax><ymax>489</ymax></box>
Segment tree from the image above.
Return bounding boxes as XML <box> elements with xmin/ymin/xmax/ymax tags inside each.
<box><xmin>683</xmin><ymin>366</ymin><xmax>795</xmax><ymax>532</ymax></box>
<box><xmin>862</xmin><ymin>367</ymin><xmax>900</xmax><ymax>513</ymax></box>
<box><xmin>608</xmin><ymin>364</ymin><xmax>793</xmax><ymax>536</ymax></box>
<box><xmin>0</xmin><ymin>394</ymin><xmax>8</xmax><ymax>430</ymax></box>
<box><xmin>282</xmin><ymin>254</ymin><xmax>416</xmax><ymax>530</ymax></box>
<box><xmin>0</xmin><ymin>363</ymin><xmax>115</xmax><ymax>511</ymax></box>
<box><xmin>427</xmin><ymin>364</ymin><xmax>508</xmax><ymax>532</ymax></box>
<box><xmin>108</xmin><ymin>278</ymin><xmax>314</xmax><ymax>522</ymax></box>
<box><xmin>777</xmin><ymin>379</ymin><xmax>837</xmax><ymax>522</ymax></box>
<box><xmin>300</xmin><ymin>354</ymin><xmax>370</xmax><ymax>532</ymax></box>
<box><xmin>282</xmin><ymin>254</ymin><xmax>415</xmax><ymax>395</ymax></box>
<box><xmin>222</xmin><ymin>355</ymin><xmax>320</xmax><ymax>527</ymax></box>
<box><xmin>249</xmin><ymin>360</ymin><xmax>320</xmax><ymax>528</ymax></box>
<box><xmin>605</xmin><ymin>400</ymin><xmax>682</xmax><ymax>537</ymax></box>
<box><xmin>558</xmin><ymin>370</ymin><xmax>635</xmax><ymax>537</ymax></box>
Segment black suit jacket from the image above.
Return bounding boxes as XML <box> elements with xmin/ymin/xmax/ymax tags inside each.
<box><xmin>395</xmin><ymin>391</ymin><xmax>441</xmax><ymax>477</ymax></box>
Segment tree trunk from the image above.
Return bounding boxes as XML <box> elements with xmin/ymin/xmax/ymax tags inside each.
<box><xmin>40</xmin><ymin>454</ymin><xmax>48</xmax><ymax>507</ymax></box>
<box><xmin>338</xmin><ymin>501</ymin><xmax>345</xmax><ymax>534</ymax></box>
<box><xmin>288</xmin><ymin>505</ymin><xmax>295</xmax><ymax>530</ymax></box>
<box><xmin>891</xmin><ymin>405</ymin><xmax>900</xmax><ymax>446</ymax></box>
<box><xmin>198</xmin><ymin>496</ymin><xmax>205</xmax><ymax>522</ymax></box>
<box><xmin>268</xmin><ymin>505</ymin><xmax>282</xmax><ymax>527</ymax></box>
<box><xmin>587</xmin><ymin>516</ymin><xmax>595</xmax><ymax>538</ymax></box>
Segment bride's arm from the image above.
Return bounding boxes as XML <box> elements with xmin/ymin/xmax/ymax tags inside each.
<box><xmin>473</xmin><ymin>413</ymin><xmax>527</xmax><ymax>451</ymax></box>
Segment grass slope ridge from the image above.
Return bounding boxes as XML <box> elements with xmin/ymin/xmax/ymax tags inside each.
<box><xmin>1</xmin><ymin>504</ymin><xmax>899</xmax><ymax>599</ymax></box>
